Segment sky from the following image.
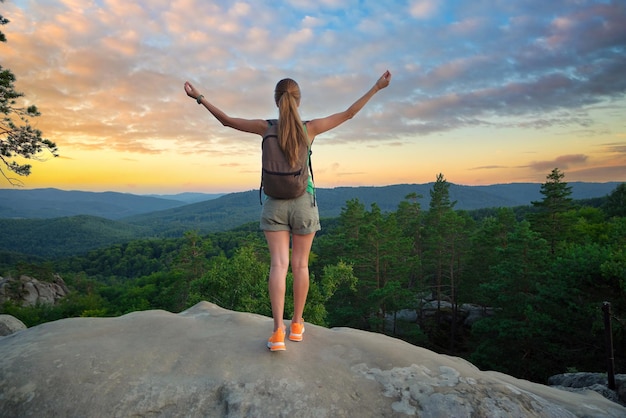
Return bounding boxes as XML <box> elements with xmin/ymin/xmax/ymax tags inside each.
<box><xmin>1</xmin><ymin>0</ymin><xmax>625</xmax><ymax>194</ymax></box>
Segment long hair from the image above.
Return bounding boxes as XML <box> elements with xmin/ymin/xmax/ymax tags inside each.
<box><xmin>274</xmin><ymin>78</ymin><xmax>308</xmax><ymax>168</ymax></box>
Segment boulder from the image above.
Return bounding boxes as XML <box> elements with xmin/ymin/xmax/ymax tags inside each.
<box><xmin>548</xmin><ymin>373</ymin><xmax>626</xmax><ymax>406</ymax></box>
<box><xmin>1</xmin><ymin>302</ymin><xmax>624</xmax><ymax>417</ymax></box>
<box><xmin>385</xmin><ymin>302</ymin><xmax>494</xmax><ymax>332</ymax></box>
<box><xmin>460</xmin><ymin>303</ymin><xmax>495</xmax><ymax>326</ymax></box>
<box><xmin>0</xmin><ymin>274</ymin><xmax>69</xmax><ymax>306</ymax></box>
<box><xmin>0</xmin><ymin>314</ymin><xmax>26</xmax><ymax>336</ymax></box>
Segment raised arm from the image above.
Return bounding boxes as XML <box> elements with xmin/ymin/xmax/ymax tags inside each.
<box><xmin>305</xmin><ymin>70</ymin><xmax>391</xmax><ymax>139</ymax></box>
<box><xmin>184</xmin><ymin>81</ymin><xmax>267</xmax><ymax>136</ymax></box>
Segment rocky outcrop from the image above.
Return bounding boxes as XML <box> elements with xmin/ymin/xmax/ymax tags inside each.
<box><xmin>385</xmin><ymin>302</ymin><xmax>495</xmax><ymax>334</ymax></box>
<box><xmin>0</xmin><ymin>274</ymin><xmax>69</xmax><ymax>306</ymax></box>
<box><xmin>418</xmin><ymin>301</ymin><xmax>496</xmax><ymax>326</ymax></box>
<box><xmin>549</xmin><ymin>373</ymin><xmax>626</xmax><ymax>407</ymax></box>
<box><xmin>1</xmin><ymin>302</ymin><xmax>624</xmax><ymax>417</ymax></box>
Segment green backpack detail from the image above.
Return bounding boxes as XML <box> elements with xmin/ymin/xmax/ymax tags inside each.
<box><xmin>260</xmin><ymin>119</ymin><xmax>313</xmax><ymax>203</ymax></box>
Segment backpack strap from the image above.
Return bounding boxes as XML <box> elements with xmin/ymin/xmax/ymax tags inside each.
<box><xmin>303</xmin><ymin>122</ymin><xmax>316</xmax><ymax>207</ymax></box>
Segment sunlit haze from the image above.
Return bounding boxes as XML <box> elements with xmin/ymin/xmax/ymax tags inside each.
<box><xmin>2</xmin><ymin>0</ymin><xmax>625</xmax><ymax>194</ymax></box>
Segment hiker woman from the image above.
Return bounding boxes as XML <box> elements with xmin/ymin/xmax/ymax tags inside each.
<box><xmin>184</xmin><ymin>70</ymin><xmax>391</xmax><ymax>351</ymax></box>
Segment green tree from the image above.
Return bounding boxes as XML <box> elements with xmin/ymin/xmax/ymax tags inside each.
<box><xmin>189</xmin><ymin>241</ymin><xmax>343</xmax><ymax>326</ymax></box>
<box><xmin>568</xmin><ymin>206</ymin><xmax>609</xmax><ymax>246</ymax></box>
<box><xmin>317</xmin><ymin>199</ymin><xmax>370</xmax><ymax>328</ymax></box>
<box><xmin>169</xmin><ymin>231</ymin><xmax>214</xmax><ymax>310</ymax></box>
<box><xmin>422</xmin><ymin>173</ymin><xmax>457</xmax><ymax>302</ymax></box>
<box><xmin>305</xmin><ymin>261</ymin><xmax>359</xmax><ymax>326</ymax></box>
<box><xmin>396</xmin><ymin>192</ymin><xmax>424</xmax><ymax>289</ymax></box>
<box><xmin>604</xmin><ymin>183</ymin><xmax>626</xmax><ymax>218</ymax></box>
<box><xmin>318</xmin><ymin>199</ymin><xmax>414</xmax><ymax>332</ymax></box>
<box><xmin>337</xmin><ymin>202</ymin><xmax>410</xmax><ymax>331</ymax></box>
<box><xmin>470</xmin><ymin>221</ymin><xmax>554</xmax><ymax>380</ymax></box>
<box><xmin>601</xmin><ymin>216</ymin><xmax>626</xmax><ymax>295</ymax></box>
<box><xmin>464</xmin><ymin>208</ymin><xmax>518</xmax><ymax>304</ymax></box>
<box><xmin>546</xmin><ymin>243</ymin><xmax>619</xmax><ymax>374</ymax></box>
<box><xmin>420</xmin><ymin>174</ymin><xmax>476</xmax><ymax>352</ymax></box>
<box><xmin>189</xmin><ymin>244</ymin><xmax>270</xmax><ymax>314</ymax></box>
<box><xmin>364</xmin><ymin>209</ymin><xmax>414</xmax><ymax>333</ymax></box>
<box><xmin>530</xmin><ymin>168</ymin><xmax>574</xmax><ymax>255</ymax></box>
<box><xmin>1</xmin><ymin>3</ymin><xmax>58</xmax><ymax>185</ymax></box>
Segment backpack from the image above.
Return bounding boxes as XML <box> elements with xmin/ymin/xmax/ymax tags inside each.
<box><xmin>260</xmin><ymin>119</ymin><xmax>313</xmax><ymax>203</ymax></box>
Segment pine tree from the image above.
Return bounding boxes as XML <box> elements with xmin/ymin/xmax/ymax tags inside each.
<box><xmin>604</xmin><ymin>183</ymin><xmax>626</xmax><ymax>218</ymax></box>
<box><xmin>1</xmin><ymin>2</ymin><xmax>58</xmax><ymax>185</ymax></box>
<box><xmin>530</xmin><ymin>168</ymin><xmax>574</xmax><ymax>254</ymax></box>
<box><xmin>423</xmin><ymin>173</ymin><xmax>457</xmax><ymax>302</ymax></box>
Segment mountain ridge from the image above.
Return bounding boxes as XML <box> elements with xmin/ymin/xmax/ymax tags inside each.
<box><xmin>121</xmin><ymin>181</ymin><xmax>621</xmax><ymax>229</ymax></box>
<box><xmin>0</xmin><ymin>182</ymin><xmax>621</xmax><ymax>259</ymax></box>
<box><xmin>1</xmin><ymin>182</ymin><xmax>620</xmax><ymax>221</ymax></box>
<box><xmin>0</xmin><ymin>187</ymin><xmax>220</xmax><ymax>219</ymax></box>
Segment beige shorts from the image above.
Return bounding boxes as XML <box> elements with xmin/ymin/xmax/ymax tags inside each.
<box><xmin>260</xmin><ymin>192</ymin><xmax>321</xmax><ymax>235</ymax></box>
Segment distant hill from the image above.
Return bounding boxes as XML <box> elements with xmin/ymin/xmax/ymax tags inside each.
<box><xmin>145</xmin><ymin>192</ymin><xmax>226</xmax><ymax>204</ymax></box>
<box><xmin>0</xmin><ymin>182</ymin><xmax>621</xmax><ymax>258</ymax></box>
<box><xmin>1</xmin><ymin>182</ymin><xmax>620</xmax><ymax>223</ymax></box>
<box><xmin>0</xmin><ymin>188</ymin><xmax>221</xmax><ymax>219</ymax></box>
<box><xmin>121</xmin><ymin>182</ymin><xmax>621</xmax><ymax>237</ymax></box>
<box><xmin>0</xmin><ymin>215</ymin><xmax>151</xmax><ymax>259</ymax></box>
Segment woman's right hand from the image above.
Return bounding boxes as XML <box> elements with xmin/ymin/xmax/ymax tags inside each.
<box><xmin>375</xmin><ymin>70</ymin><xmax>392</xmax><ymax>90</ymax></box>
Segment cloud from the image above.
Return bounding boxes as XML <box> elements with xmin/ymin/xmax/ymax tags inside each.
<box><xmin>469</xmin><ymin>165</ymin><xmax>508</xmax><ymax>171</ymax></box>
<box><xmin>525</xmin><ymin>154</ymin><xmax>589</xmax><ymax>172</ymax></box>
<box><xmin>408</xmin><ymin>0</ymin><xmax>439</xmax><ymax>19</ymax></box>
<box><xmin>602</xmin><ymin>142</ymin><xmax>626</xmax><ymax>154</ymax></box>
<box><xmin>2</xmin><ymin>0</ymin><xmax>625</xmax><ymax>189</ymax></box>
<box><xmin>566</xmin><ymin>165</ymin><xmax>626</xmax><ymax>183</ymax></box>
<box><xmin>7</xmin><ymin>1</ymin><xmax>625</xmax><ymax>129</ymax></box>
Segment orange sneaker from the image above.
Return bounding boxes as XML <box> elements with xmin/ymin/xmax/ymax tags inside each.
<box><xmin>267</xmin><ymin>328</ymin><xmax>286</xmax><ymax>351</ymax></box>
<box><xmin>289</xmin><ymin>321</ymin><xmax>305</xmax><ymax>342</ymax></box>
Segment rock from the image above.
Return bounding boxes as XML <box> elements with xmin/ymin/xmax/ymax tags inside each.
<box><xmin>548</xmin><ymin>372</ymin><xmax>626</xmax><ymax>406</ymax></box>
<box><xmin>421</xmin><ymin>300</ymin><xmax>454</xmax><ymax>315</ymax></box>
<box><xmin>0</xmin><ymin>315</ymin><xmax>26</xmax><ymax>336</ymax></box>
<box><xmin>417</xmin><ymin>301</ymin><xmax>494</xmax><ymax>326</ymax></box>
<box><xmin>384</xmin><ymin>309</ymin><xmax>418</xmax><ymax>331</ymax></box>
<box><xmin>0</xmin><ymin>274</ymin><xmax>69</xmax><ymax>307</ymax></box>
<box><xmin>460</xmin><ymin>303</ymin><xmax>495</xmax><ymax>326</ymax></box>
<box><xmin>1</xmin><ymin>302</ymin><xmax>624</xmax><ymax>417</ymax></box>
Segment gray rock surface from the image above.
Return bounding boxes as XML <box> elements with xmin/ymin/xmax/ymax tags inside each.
<box><xmin>1</xmin><ymin>302</ymin><xmax>624</xmax><ymax>417</ymax></box>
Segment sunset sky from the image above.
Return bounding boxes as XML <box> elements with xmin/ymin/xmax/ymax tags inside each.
<box><xmin>2</xmin><ymin>0</ymin><xmax>625</xmax><ymax>194</ymax></box>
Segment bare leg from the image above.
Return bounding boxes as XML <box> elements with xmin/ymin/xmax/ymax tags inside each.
<box><xmin>291</xmin><ymin>232</ymin><xmax>315</xmax><ymax>325</ymax></box>
<box><xmin>264</xmin><ymin>230</ymin><xmax>290</xmax><ymax>332</ymax></box>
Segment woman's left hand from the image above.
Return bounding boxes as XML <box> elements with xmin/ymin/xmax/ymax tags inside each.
<box><xmin>184</xmin><ymin>81</ymin><xmax>200</xmax><ymax>100</ymax></box>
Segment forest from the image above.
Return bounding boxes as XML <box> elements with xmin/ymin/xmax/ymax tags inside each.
<box><xmin>2</xmin><ymin>168</ymin><xmax>625</xmax><ymax>385</ymax></box>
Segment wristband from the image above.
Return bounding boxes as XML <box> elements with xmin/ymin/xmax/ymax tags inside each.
<box><xmin>196</xmin><ymin>95</ymin><xmax>204</xmax><ymax>105</ymax></box>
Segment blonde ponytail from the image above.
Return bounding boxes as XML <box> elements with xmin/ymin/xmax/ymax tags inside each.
<box><xmin>274</xmin><ymin>79</ymin><xmax>308</xmax><ymax>167</ymax></box>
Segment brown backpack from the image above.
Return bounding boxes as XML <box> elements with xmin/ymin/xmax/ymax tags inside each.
<box><xmin>260</xmin><ymin>119</ymin><xmax>313</xmax><ymax>203</ymax></box>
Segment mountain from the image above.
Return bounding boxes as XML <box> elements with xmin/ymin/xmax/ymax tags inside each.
<box><xmin>0</xmin><ymin>182</ymin><xmax>620</xmax><ymax>258</ymax></box>
<box><xmin>145</xmin><ymin>192</ymin><xmax>226</xmax><ymax>204</ymax></box>
<box><xmin>0</xmin><ymin>188</ymin><xmax>220</xmax><ymax>219</ymax></box>
<box><xmin>120</xmin><ymin>181</ymin><xmax>621</xmax><ymax>236</ymax></box>
<box><xmin>3</xmin><ymin>182</ymin><xmax>619</xmax><ymax>223</ymax></box>
<box><xmin>0</xmin><ymin>215</ymin><xmax>150</xmax><ymax>259</ymax></box>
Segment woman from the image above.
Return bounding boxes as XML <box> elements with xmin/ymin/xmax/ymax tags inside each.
<box><xmin>184</xmin><ymin>70</ymin><xmax>391</xmax><ymax>351</ymax></box>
